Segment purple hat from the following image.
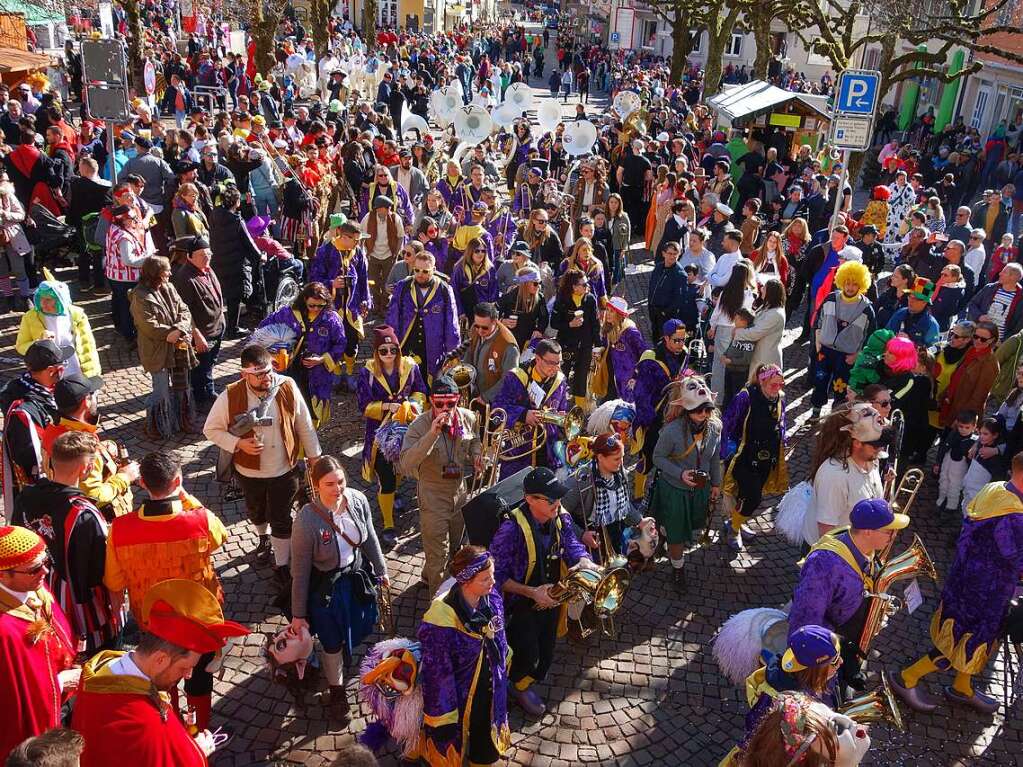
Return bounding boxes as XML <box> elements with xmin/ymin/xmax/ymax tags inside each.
<box><xmin>781</xmin><ymin>625</ymin><xmax>840</xmax><ymax>672</ymax></box>
<box><xmin>662</xmin><ymin>318</ymin><xmax>686</xmax><ymax>338</ymax></box>
<box><xmin>246</xmin><ymin>215</ymin><xmax>272</xmax><ymax>238</ymax></box>
<box><xmin>849</xmin><ymin>498</ymin><xmax>909</xmax><ymax>532</ymax></box>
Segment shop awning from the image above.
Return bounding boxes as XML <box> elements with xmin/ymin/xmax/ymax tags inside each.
<box><xmin>3</xmin><ymin>1</ymin><xmax>65</xmax><ymax>26</ymax></box>
<box><xmin>707</xmin><ymin>80</ymin><xmax>831</xmax><ymax>124</ymax></box>
<box><xmin>0</xmin><ymin>47</ymin><xmax>53</xmax><ymax>73</ymax></box>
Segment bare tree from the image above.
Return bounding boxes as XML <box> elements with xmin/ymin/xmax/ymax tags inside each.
<box><xmin>248</xmin><ymin>0</ymin><xmax>289</xmax><ymax>76</ymax></box>
<box><xmin>364</xmin><ymin>0</ymin><xmax>378</xmax><ymax>51</ymax></box>
<box><xmin>742</xmin><ymin>0</ymin><xmax>812</xmax><ymax>80</ymax></box>
<box><xmin>309</xmin><ymin>0</ymin><xmax>332</xmax><ymax>60</ymax></box>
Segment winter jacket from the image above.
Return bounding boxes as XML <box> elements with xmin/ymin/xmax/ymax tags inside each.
<box><xmin>16</xmin><ymin>306</ymin><xmax>101</xmax><ymax>378</ymax></box>
<box><xmin>209</xmin><ymin>205</ymin><xmax>263</xmax><ymax>303</ymax></box>
<box><xmin>129</xmin><ymin>281</ymin><xmax>193</xmax><ymax>374</ymax></box>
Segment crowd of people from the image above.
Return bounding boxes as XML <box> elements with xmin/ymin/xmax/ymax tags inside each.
<box><xmin>1</xmin><ymin>2</ymin><xmax>1023</xmax><ymax>767</ymax></box>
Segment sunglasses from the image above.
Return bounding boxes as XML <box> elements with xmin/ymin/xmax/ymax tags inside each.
<box><xmin>11</xmin><ymin>556</ymin><xmax>50</xmax><ymax>575</ymax></box>
<box><xmin>378</xmin><ymin>345</ymin><xmax>398</xmax><ymax>356</ymax></box>
<box><xmin>690</xmin><ymin>404</ymin><xmax>714</xmax><ymax>413</ymax></box>
<box><xmin>432</xmin><ymin>400</ymin><xmax>457</xmax><ymax>410</ymax></box>
<box><xmin>974</xmin><ymin>334</ymin><xmax>994</xmax><ymax>343</ymax></box>
<box><xmin>537</xmin><ymin>356</ymin><xmax>561</xmax><ymax>366</ymax></box>
<box><xmin>413</xmin><ymin>268</ymin><xmax>433</xmax><ymax>275</ymax></box>
<box><xmin>473</xmin><ymin>247</ymin><xmax>487</xmax><ymax>253</ymax></box>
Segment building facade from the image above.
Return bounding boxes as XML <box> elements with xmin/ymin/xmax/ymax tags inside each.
<box><xmin>958</xmin><ymin>0</ymin><xmax>1023</xmax><ymax>135</ymax></box>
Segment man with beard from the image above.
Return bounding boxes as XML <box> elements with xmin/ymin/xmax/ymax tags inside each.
<box><xmin>73</xmin><ymin>579</ymin><xmax>248</xmax><ymax>766</ymax></box>
<box><xmin>16</xmin><ymin>430</ymin><xmax>123</xmax><ymax>653</ymax></box>
<box><xmin>40</xmin><ymin>374</ymin><xmax>139</xmax><ymax>520</ymax></box>
<box><xmin>1</xmin><ymin>341</ymin><xmax>68</xmax><ymax>520</ymax></box>
<box><xmin>394</xmin><ymin>147</ymin><xmax>428</xmax><ymax>208</ymax></box>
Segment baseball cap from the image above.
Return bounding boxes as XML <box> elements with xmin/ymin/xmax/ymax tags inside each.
<box><xmin>25</xmin><ymin>340</ymin><xmax>74</xmax><ymax>371</ymax></box>
<box><xmin>430</xmin><ymin>375</ymin><xmax>458</xmax><ymax>396</ymax></box>
<box><xmin>523</xmin><ymin>466</ymin><xmax>569</xmax><ymax>501</ymax></box>
<box><xmin>372</xmin><ymin>195</ymin><xmax>394</xmax><ymax>210</ymax></box>
<box><xmin>54</xmin><ymin>373</ymin><xmax>104</xmax><ymax>413</ymax></box>
<box><xmin>849</xmin><ymin>498</ymin><xmax>909</xmax><ymax>531</ymax></box>
<box><xmin>781</xmin><ymin>625</ymin><xmax>840</xmax><ymax>672</ymax></box>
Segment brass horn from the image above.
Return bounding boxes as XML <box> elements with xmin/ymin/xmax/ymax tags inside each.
<box><xmin>540</xmin><ymin>558</ymin><xmax>632</xmax><ymax>618</ymax></box>
<box><xmin>858</xmin><ymin>535</ymin><xmax>937</xmax><ymax>656</ymax></box>
<box><xmin>838</xmin><ymin>672</ymin><xmax>905</xmax><ymax>732</ymax></box>
<box><xmin>537</xmin><ymin>405</ymin><xmax>586</xmax><ymax>442</ymax></box>
<box><xmin>880</xmin><ymin>467</ymin><xmax>925</xmax><ymax>561</ymax></box>
<box><xmin>447</xmin><ymin>362</ymin><xmax>477</xmax><ymax>408</ymax></box>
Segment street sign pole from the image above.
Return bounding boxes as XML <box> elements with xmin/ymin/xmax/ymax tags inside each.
<box><xmin>830</xmin><ymin>149</ymin><xmax>846</xmax><ymax>231</ymax></box>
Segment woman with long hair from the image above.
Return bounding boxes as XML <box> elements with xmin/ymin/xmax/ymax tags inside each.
<box><xmin>129</xmin><ymin>255</ymin><xmax>197</xmax><ymax>438</ymax></box>
<box><xmin>650</xmin><ymin>374</ymin><xmax>722</xmax><ymax>590</ymax></box>
<box><xmin>290</xmin><ymin>457</ymin><xmax>388</xmax><ymax>725</ymax></box>
<box><xmin>645</xmin><ymin>169</ymin><xmax>675</xmax><ymax>254</ymax></box>
<box><xmin>551</xmin><ymin>268</ymin><xmax>601</xmax><ymax>410</ymax></box>
<box><xmin>709</xmin><ymin>260</ymin><xmax>756</xmax><ymax>400</ymax></box>
<box><xmin>257</xmin><ymin>281</ymin><xmax>347</xmax><ymax>427</ymax></box>
<box><xmin>450</xmin><ymin>236</ymin><xmax>499</xmax><ymax>320</ymax></box>
<box><xmin>505</xmin><ymin>120</ymin><xmax>533</xmax><ymax>191</ymax></box>
<box><xmin>605</xmin><ymin>193</ymin><xmax>632</xmax><ymax>278</ymax></box>
<box><xmin>750</xmin><ymin>230</ymin><xmax>790</xmax><ymax>292</ymax></box>
<box><xmin>595</xmin><ymin>296</ymin><xmax>648</xmax><ymax>402</ymax></box>
<box><xmin>355</xmin><ymin>325</ymin><xmax>427</xmax><ymax>548</ymax></box>
<box><xmin>412</xmin><ymin>215</ymin><xmax>451</xmax><ymax>275</ymax></box>
<box><xmin>417</xmin><ymin>545</ymin><xmax>511</xmax><ymax>766</ymax></box>
<box><xmin>497</xmin><ymin>264</ymin><xmax>549</xmax><ymax>350</ymax></box>
<box><xmin>875</xmin><ymin>263</ymin><xmax>915</xmax><ymax>329</ymax></box>
<box><xmin>415</xmin><ymin>188</ymin><xmax>457</xmax><ymax>240</ymax></box>
<box><xmin>732</xmin><ymin>278</ymin><xmax>787</xmax><ymax>373</ymax></box>
<box><xmin>559</xmin><ymin>237</ymin><xmax>607</xmax><ymax>304</ymax></box>
<box><xmin>170</xmin><ymin>181</ymin><xmax>209</xmax><ymax>243</ymax></box>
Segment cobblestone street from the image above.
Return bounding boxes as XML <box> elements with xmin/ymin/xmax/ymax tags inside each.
<box><xmin>2</xmin><ymin>89</ymin><xmax>1022</xmax><ymax>767</ymax></box>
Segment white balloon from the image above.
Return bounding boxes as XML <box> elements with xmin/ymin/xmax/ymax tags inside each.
<box><xmin>491</xmin><ymin>100</ymin><xmax>521</xmax><ymax>129</ymax></box>
<box><xmin>452</xmin><ymin>105</ymin><xmax>493</xmax><ymax>147</ymax></box>
<box><xmin>613</xmin><ymin>90</ymin><xmax>641</xmax><ymax>119</ymax></box>
<box><xmin>537</xmin><ymin>100</ymin><xmax>562</xmax><ymax>134</ymax></box>
<box><xmin>562</xmin><ymin>119</ymin><xmax>598</xmax><ymax>157</ymax></box>
<box><xmin>504</xmin><ymin>82</ymin><xmax>535</xmax><ymax>115</ymax></box>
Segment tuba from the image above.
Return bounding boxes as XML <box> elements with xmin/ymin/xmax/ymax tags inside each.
<box><xmin>447</xmin><ymin>362</ymin><xmax>477</xmax><ymax>408</ymax></box>
<box><xmin>540</xmin><ymin>558</ymin><xmax>632</xmax><ymax>637</ymax></box>
<box><xmin>858</xmin><ymin>535</ymin><xmax>937</xmax><ymax>657</ymax></box>
<box><xmin>838</xmin><ymin>672</ymin><xmax>905</xmax><ymax>732</ymax></box>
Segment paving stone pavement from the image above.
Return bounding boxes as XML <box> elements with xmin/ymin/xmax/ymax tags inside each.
<box><xmin>3</xmin><ymin>90</ymin><xmax>1023</xmax><ymax>767</ymax></box>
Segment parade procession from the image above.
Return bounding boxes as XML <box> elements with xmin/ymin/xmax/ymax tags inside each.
<box><xmin>2</xmin><ymin>1</ymin><xmax>1023</xmax><ymax>765</ymax></box>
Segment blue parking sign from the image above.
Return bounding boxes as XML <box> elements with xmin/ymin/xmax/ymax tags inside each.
<box><xmin>610</xmin><ymin>31</ymin><xmax>620</xmax><ymax>42</ymax></box>
<box><xmin>836</xmin><ymin>70</ymin><xmax>881</xmax><ymax>116</ymax></box>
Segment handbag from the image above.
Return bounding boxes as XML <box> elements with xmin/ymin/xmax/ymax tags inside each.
<box><xmin>308</xmin><ymin>502</ymin><xmax>378</xmax><ymax>607</ymax></box>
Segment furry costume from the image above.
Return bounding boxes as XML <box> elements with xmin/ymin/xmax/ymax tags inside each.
<box><xmin>358</xmin><ymin>637</ymin><xmax>425</xmax><ymax>760</ymax></box>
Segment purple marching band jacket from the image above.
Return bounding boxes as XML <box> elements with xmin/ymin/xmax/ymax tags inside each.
<box><xmin>385</xmin><ymin>275</ymin><xmax>461</xmax><ymax>380</ymax></box>
<box><xmin>359</xmin><ymin>179</ymin><xmax>414</xmax><ymax>226</ymax></box>
<box><xmin>416</xmin><ymin>586</ymin><xmax>512</xmax><ymax>767</ymax></box>
<box><xmin>493</xmin><ymin>364</ymin><xmax>568</xmax><ymax>481</ymax></box>
<box><xmin>258</xmin><ymin>306</ymin><xmax>346</xmax><ymax>426</ymax></box>
<box><xmin>601</xmin><ymin>320</ymin><xmax>648</xmax><ymax>400</ymax></box>
<box><xmin>787</xmin><ymin>529</ymin><xmax>878</xmax><ymax>645</ymax></box>
<box><xmin>354</xmin><ymin>355</ymin><xmax>428</xmax><ymax>481</ymax></box>
<box><xmin>450</xmin><ymin>255</ymin><xmax>499</xmax><ymax>318</ymax></box>
<box><xmin>308</xmin><ymin>238</ymin><xmax>371</xmax><ymax>340</ymax></box>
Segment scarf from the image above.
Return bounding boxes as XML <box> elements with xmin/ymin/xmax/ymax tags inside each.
<box><xmin>591</xmin><ymin>465</ymin><xmax>631</xmax><ymax>528</ymax></box>
<box><xmin>16</xmin><ymin>372</ymin><xmax>57</xmax><ymax>412</ymax></box>
<box><xmin>943</xmin><ymin>344</ymin><xmax>992</xmax><ymax>412</ymax></box>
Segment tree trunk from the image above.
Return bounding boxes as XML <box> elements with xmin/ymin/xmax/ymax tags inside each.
<box><xmin>250</xmin><ymin>0</ymin><xmax>286</xmax><ymax>77</ymax></box>
<box><xmin>668</xmin><ymin>22</ymin><xmax>692</xmax><ymax>86</ymax></box>
<box><xmin>752</xmin><ymin>7</ymin><xmax>772</xmax><ymax>80</ymax></box>
<box><xmin>703</xmin><ymin>30</ymin><xmax>727</xmax><ymax>97</ymax></box>
<box><xmin>122</xmin><ymin>0</ymin><xmax>146</xmax><ymax>95</ymax></box>
<box><xmin>310</xmin><ymin>0</ymin><xmax>331</xmax><ymax>62</ymax></box>
<box><xmin>363</xmin><ymin>0</ymin><xmax>378</xmax><ymax>51</ymax></box>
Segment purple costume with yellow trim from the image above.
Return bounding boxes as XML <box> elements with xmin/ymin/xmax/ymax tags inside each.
<box><xmin>308</xmin><ymin>239</ymin><xmax>371</xmax><ymax>335</ymax></box>
<box><xmin>929</xmin><ymin>481</ymin><xmax>1023</xmax><ymax>674</ymax></box>
<box><xmin>257</xmin><ymin>306</ymin><xmax>346</xmax><ymax>425</ymax></box>
<box><xmin>359</xmin><ymin>180</ymin><xmax>414</xmax><ymax>227</ymax></box>
<box><xmin>631</xmin><ymin>347</ymin><xmax>683</xmax><ymax>475</ymax></box>
<box><xmin>485</xmin><ymin>208</ymin><xmax>516</xmax><ymax>262</ymax></box>
<box><xmin>417</xmin><ymin>585</ymin><xmax>511</xmax><ymax>767</ymax></box>
<box><xmin>424</xmin><ymin>238</ymin><xmax>451</xmax><ymax>275</ymax></box>
<box><xmin>385</xmin><ymin>275</ymin><xmax>461</xmax><ymax>380</ymax></box>
<box><xmin>493</xmin><ymin>363</ymin><xmax>568</xmax><ymax>480</ymax></box>
<box><xmin>604</xmin><ymin>321</ymin><xmax>648</xmax><ymax>399</ymax></box>
<box><xmin>788</xmin><ymin>531</ymin><xmax>875</xmax><ymax>640</ymax></box>
<box><xmin>436</xmin><ymin>175</ymin><xmax>463</xmax><ymax>209</ymax></box>
<box><xmin>450</xmin><ymin>257</ymin><xmax>499</xmax><ymax>317</ymax></box>
<box><xmin>355</xmin><ymin>356</ymin><xmax>428</xmax><ymax>481</ymax></box>
<box><xmin>455</xmin><ymin>184</ymin><xmax>486</xmax><ymax>224</ymax></box>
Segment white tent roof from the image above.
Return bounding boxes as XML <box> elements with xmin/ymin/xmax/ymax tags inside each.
<box><xmin>707</xmin><ymin>80</ymin><xmax>831</xmax><ymax>124</ymax></box>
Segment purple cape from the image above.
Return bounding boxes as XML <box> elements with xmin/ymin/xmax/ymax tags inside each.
<box><xmin>355</xmin><ymin>357</ymin><xmax>428</xmax><ymax>477</ymax></box>
<box><xmin>417</xmin><ymin>586</ymin><xmax>511</xmax><ymax>765</ymax></box>
<box><xmin>493</xmin><ymin>365</ymin><xmax>569</xmax><ymax>479</ymax></box>
<box><xmin>385</xmin><ymin>276</ymin><xmax>461</xmax><ymax>378</ymax></box>
<box><xmin>450</xmin><ymin>258</ymin><xmax>499</xmax><ymax>317</ymax></box>
<box><xmin>258</xmin><ymin>306</ymin><xmax>346</xmax><ymax>406</ymax></box>
<box><xmin>606</xmin><ymin>322</ymin><xmax>648</xmax><ymax>398</ymax></box>
<box><xmin>308</xmin><ymin>240</ymin><xmax>371</xmax><ymax>329</ymax></box>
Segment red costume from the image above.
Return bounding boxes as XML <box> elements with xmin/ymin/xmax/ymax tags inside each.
<box><xmin>73</xmin><ymin>579</ymin><xmax>248</xmax><ymax>767</ymax></box>
<box><xmin>0</xmin><ymin>529</ymin><xmax>76</xmax><ymax>759</ymax></box>
<box><xmin>73</xmin><ymin>651</ymin><xmax>208</xmax><ymax>767</ymax></box>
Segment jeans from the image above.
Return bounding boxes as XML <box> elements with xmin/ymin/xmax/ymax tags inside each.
<box><xmin>190</xmin><ymin>332</ymin><xmax>222</xmax><ymax>400</ymax></box>
<box><xmin>174</xmin><ymin>109</ymin><xmax>186</xmax><ymax>128</ymax></box>
<box><xmin>77</xmin><ymin>246</ymin><xmax>105</xmax><ymax>289</ymax></box>
<box><xmin>251</xmin><ymin>189</ymin><xmax>279</xmax><ymax>226</ymax></box>
<box><xmin>109</xmin><ymin>280</ymin><xmax>136</xmax><ymax>340</ymax></box>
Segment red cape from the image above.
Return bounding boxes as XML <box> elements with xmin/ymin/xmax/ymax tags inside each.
<box><xmin>0</xmin><ymin>587</ymin><xmax>75</xmax><ymax>759</ymax></box>
<box><xmin>73</xmin><ymin>651</ymin><xmax>207</xmax><ymax>767</ymax></box>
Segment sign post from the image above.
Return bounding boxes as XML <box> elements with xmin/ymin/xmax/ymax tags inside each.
<box><xmin>82</xmin><ymin>39</ymin><xmax>130</xmax><ymax>183</ymax></box>
<box><xmin>829</xmin><ymin>69</ymin><xmax>882</xmax><ymax>230</ymax></box>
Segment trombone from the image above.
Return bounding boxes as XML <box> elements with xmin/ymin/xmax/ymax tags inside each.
<box><xmin>881</xmin><ymin>467</ymin><xmax>924</xmax><ymax>562</ymax></box>
<box><xmin>467</xmin><ymin>405</ymin><xmax>508</xmax><ymax>498</ymax></box>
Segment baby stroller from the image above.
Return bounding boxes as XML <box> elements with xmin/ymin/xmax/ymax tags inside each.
<box><xmin>266</xmin><ymin>259</ymin><xmax>302</xmax><ymax>314</ymax></box>
<box><xmin>26</xmin><ymin>202</ymin><xmax>76</xmax><ymax>270</ymax></box>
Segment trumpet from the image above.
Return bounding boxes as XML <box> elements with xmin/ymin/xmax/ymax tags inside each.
<box><xmin>838</xmin><ymin>672</ymin><xmax>905</xmax><ymax>731</ymax></box>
